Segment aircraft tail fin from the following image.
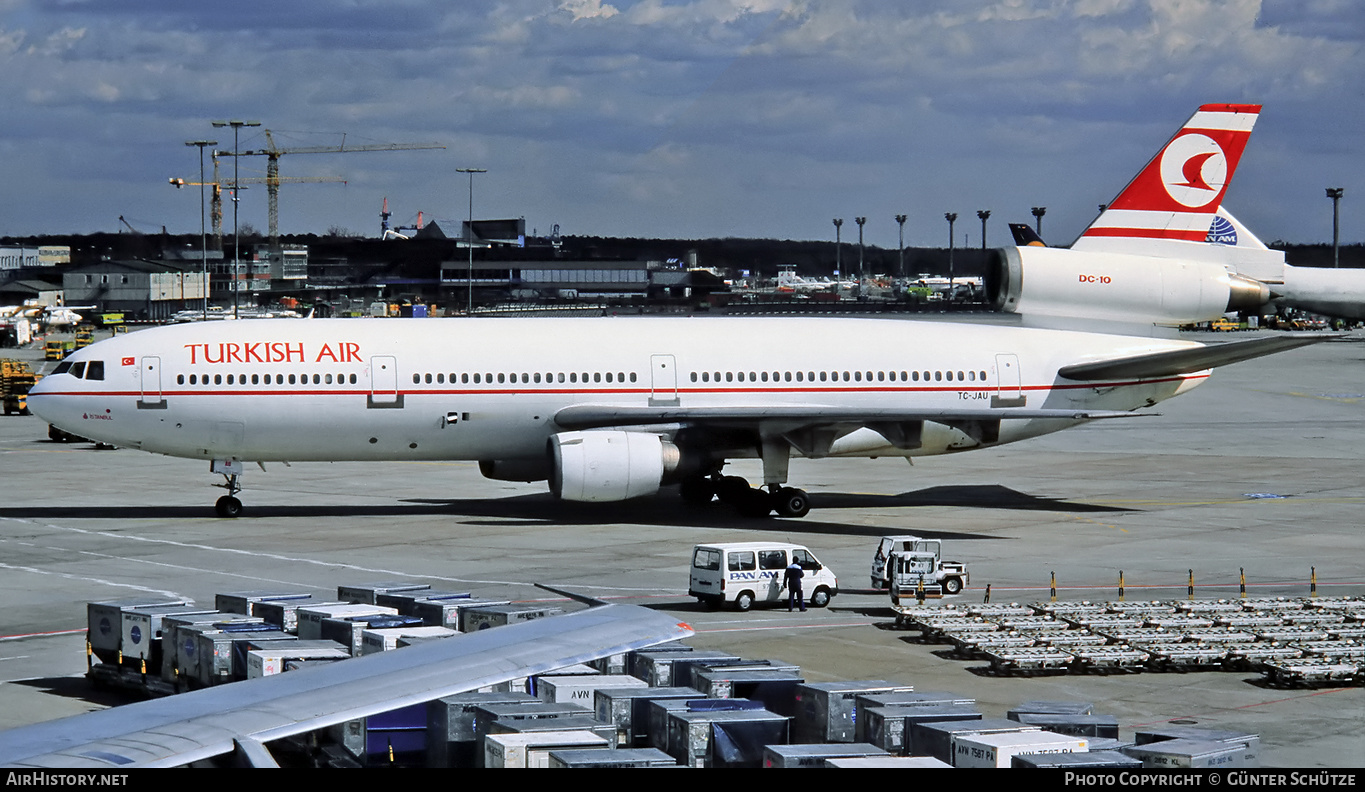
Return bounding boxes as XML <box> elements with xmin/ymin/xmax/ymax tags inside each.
<box><xmin>1074</xmin><ymin>103</ymin><xmax>1261</xmax><ymax>250</ymax></box>
<box><xmin>1009</xmin><ymin>223</ymin><xmax>1047</xmax><ymax>247</ymax></box>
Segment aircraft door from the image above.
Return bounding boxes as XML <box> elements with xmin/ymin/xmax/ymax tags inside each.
<box><xmin>992</xmin><ymin>353</ymin><xmax>1025</xmax><ymax>408</ymax></box>
<box><xmin>649</xmin><ymin>354</ymin><xmax>679</xmax><ymax>406</ymax></box>
<box><xmin>137</xmin><ymin>356</ymin><xmax>164</xmax><ymax>409</ymax></box>
<box><xmin>368</xmin><ymin>355</ymin><xmax>402</xmax><ymax>408</ymax></box>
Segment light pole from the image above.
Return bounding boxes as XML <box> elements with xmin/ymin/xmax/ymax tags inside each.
<box><xmin>1031</xmin><ymin>206</ymin><xmax>1046</xmax><ymax>237</ymax></box>
<box><xmin>212</xmin><ymin>120</ymin><xmax>260</xmax><ymax>318</ymax></box>
<box><xmin>855</xmin><ymin>216</ymin><xmax>866</xmax><ymax>299</ymax></box>
<box><xmin>186</xmin><ymin>139</ymin><xmax>217</xmax><ymax>319</ymax></box>
<box><xmin>457</xmin><ymin>167</ymin><xmax>487</xmax><ymax>314</ymax></box>
<box><xmin>895</xmin><ymin>214</ymin><xmax>907</xmax><ymax>280</ymax></box>
<box><xmin>832</xmin><ymin>218</ymin><xmax>843</xmax><ymax>279</ymax></box>
<box><xmin>945</xmin><ymin>212</ymin><xmax>957</xmax><ymax>292</ymax></box>
<box><xmin>1327</xmin><ymin>188</ymin><xmax>1344</xmax><ymax>268</ymax></box>
<box><xmin>977</xmin><ymin>209</ymin><xmax>991</xmax><ymax>250</ymax></box>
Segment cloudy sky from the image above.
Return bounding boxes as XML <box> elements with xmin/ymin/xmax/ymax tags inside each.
<box><xmin>0</xmin><ymin>0</ymin><xmax>1361</xmax><ymax>248</ymax></box>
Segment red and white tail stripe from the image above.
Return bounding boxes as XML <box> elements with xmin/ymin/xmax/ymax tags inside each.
<box><xmin>1079</xmin><ymin>103</ymin><xmax>1260</xmax><ymax>244</ymax></box>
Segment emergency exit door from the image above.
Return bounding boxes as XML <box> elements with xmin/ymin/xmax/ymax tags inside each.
<box><xmin>650</xmin><ymin>354</ymin><xmax>679</xmax><ymax>406</ymax></box>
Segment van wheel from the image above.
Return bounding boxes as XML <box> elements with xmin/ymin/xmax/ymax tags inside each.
<box><xmin>810</xmin><ymin>588</ymin><xmax>831</xmax><ymax>608</ymax></box>
<box><xmin>943</xmin><ymin>577</ymin><xmax>963</xmax><ymax>595</ymax></box>
<box><xmin>734</xmin><ymin>591</ymin><xmax>755</xmax><ymax>612</ymax></box>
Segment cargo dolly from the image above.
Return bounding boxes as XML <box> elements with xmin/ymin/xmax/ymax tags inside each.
<box><xmin>1133</xmin><ymin>643</ymin><xmax>1228</xmax><ymax>669</ymax></box>
<box><xmin>982</xmin><ymin>646</ymin><xmax>1076</xmax><ymax>673</ymax></box>
<box><xmin>1262</xmin><ymin>659</ymin><xmax>1360</xmax><ymax>686</ymax></box>
<box><xmin>1069</xmin><ymin>645</ymin><xmax>1151</xmax><ymax>670</ymax></box>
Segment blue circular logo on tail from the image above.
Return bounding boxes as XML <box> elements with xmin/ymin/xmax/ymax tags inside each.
<box><xmin>1206</xmin><ymin>215</ymin><xmax>1238</xmax><ymax>245</ymax></box>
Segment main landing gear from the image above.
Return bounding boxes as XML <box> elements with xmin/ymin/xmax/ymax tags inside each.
<box><xmin>680</xmin><ymin>474</ymin><xmax>811</xmax><ymax>519</ymax></box>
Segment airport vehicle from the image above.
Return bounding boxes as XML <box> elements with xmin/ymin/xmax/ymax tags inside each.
<box><xmin>690</xmin><ymin>542</ymin><xmax>838</xmax><ymax>611</ymax></box>
<box><xmin>1</xmin><ymin>359</ymin><xmax>39</xmax><ymax>415</ymax></box>
<box><xmin>1209</xmin><ymin>319</ymin><xmax>1240</xmax><ymax>332</ymax></box>
<box><xmin>25</xmin><ymin>104</ymin><xmax>1323</xmax><ymax>519</ymax></box>
<box><xmin>42</xmin><ymin>339</ymin><xmax>73</xmax><ymax>360</ymax></box>
<box><xmin>0</xmin><ymin>591</ymin><xmax>692</xmax><ymax>768</ymax></box>
<box><xmin>870</xmin><ymin>535</ymin><xmax>968</xmax><ymax>595</ymax></box>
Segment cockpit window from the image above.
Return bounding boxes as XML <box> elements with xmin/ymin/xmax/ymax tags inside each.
<box><xmin>85</xmin><ymin>361</ymin><xmax>105</xmax><ymax>381</ymax></box>
<box><xmin>53</xmin><ymin>361</ymin><xmax>72</xmax><ymax>376</ymax></box>
<box><xmin>69</xmin><ymin>362</ymin><xmax>86</xmax><ymax>379</ymax></box>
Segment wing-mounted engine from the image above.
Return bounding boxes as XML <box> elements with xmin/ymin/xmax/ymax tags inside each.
<box><xmin>549</xmin><ymin>430</ymin><xmax>703</xmax><ymax>502</ymax></box>
<box><xmin>987</xmin><ymin>245</ymin><xmax>1269</xmax><ymax>328</ymax></box>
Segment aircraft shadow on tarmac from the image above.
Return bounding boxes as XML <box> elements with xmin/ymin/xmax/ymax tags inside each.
<box><xmin>0</xmin><ymin>484</ymin><xmax>1127</xmax><ymax>539</ymax></box>
<box><xmin>10</xmin><ymin>675</ymin><xmax>141</xmax><ymax>709</ymax></box>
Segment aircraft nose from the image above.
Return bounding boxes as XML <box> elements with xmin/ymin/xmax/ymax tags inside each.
<box><xmin>26</xmin><ymin>374</ymin><xmax>57</xmax><ymax>422</ymax></box>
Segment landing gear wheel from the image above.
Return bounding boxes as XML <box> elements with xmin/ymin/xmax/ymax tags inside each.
<box><xmin>215</xmin><ymin>496</ymin><xmax>243</xmax><ymax>518</ymax></box>
<box><xmin>679</xmin><ymin>477</ymin><xmax>716</xmax><ymax>505</ymax></box>
<box><xmin>715</xmin><ymin>476</ymin><xmax>750</xmax><ymax>505</ymax></box>
<box><xmin>737</xmin><ymin>488</ymin><xmax>773</xmax><ymax>518</ymax></box>
<box><xmin>772</xmin><ymin>487</ymin><xmax>811</xmax><ymax>518</ymax></box>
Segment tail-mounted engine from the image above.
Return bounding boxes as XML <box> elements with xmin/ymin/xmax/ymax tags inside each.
<box><xmin>987</xmin><ymin>245</ymin><xmax>1269</xmax><ymax>327</ymax></box>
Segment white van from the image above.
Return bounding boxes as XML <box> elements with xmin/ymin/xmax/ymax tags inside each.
<box><xmin>689</xmin><ymin>542</ymin><xmax>838</xmax><ymax>611</ymax></box>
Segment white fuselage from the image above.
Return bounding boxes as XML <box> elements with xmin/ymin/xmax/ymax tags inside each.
<box><xmin>28</xmin><ymin>316</ymin><xmax>1206</xmax><ymax>467</ymax></box>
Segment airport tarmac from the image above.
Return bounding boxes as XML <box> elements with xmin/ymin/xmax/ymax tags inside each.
<box><xmin>1</xmin><ymin>328</ymin><xmax>1363</xmax><ymax>767</ymax></box>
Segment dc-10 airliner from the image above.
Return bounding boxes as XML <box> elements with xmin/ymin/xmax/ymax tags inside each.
<box><xmin>27</xmin><ymin>103</ymin><xmax>1318</xmax><ymax>518</ymax></box>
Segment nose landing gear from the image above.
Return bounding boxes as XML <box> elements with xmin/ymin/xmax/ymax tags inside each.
<box><xmin>211</xmin><ymin>458</ymin><xmax>245</xmax><ymax>518</ymax></box>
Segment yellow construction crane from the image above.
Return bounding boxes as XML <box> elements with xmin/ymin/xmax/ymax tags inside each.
<box><xmin>170</xmin><ymin>167</ymin><xmax>347</xmax><ymax>249</ymax></box>
<box><xmin>220</xmin><ymin>130</ymin><xmax>445</xmax><ymax>246</ymax></box>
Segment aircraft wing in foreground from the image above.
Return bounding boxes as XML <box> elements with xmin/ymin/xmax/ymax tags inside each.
<box><xmin>0</xmin><ymin>600</ymin><xmax>692</xmax><ymax>768</ymax></box>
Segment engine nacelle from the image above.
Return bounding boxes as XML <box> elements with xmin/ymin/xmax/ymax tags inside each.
<box><xmin>549</xmin><ymin>431</ymin><xmax>680</xmax><ymax>502</ymax></box>
<box><xmin>988</xmin><ymin>246</ymin><xmax>1270</xmax><ymax>326</ymax></box>
<box><xmin>479</xmin><ymin>458</ymin><xmax>551</xmax><ymax>482</ymax></box>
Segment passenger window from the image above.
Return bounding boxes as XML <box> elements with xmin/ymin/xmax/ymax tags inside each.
<box><xmin>251</xmin><ymin>374</ymin><xmax>259</xmax><ymax>385</ymax></box>
<box><xmin>312</xmin><ymin>374</ymin><xmax>320</xmax><ymax>385</ymax></box>
<box><xmin>758</xmin><ymin>550</ymin><xmax>787</xmax><ymax>570</ymax></box>
<box><xmin>326</xmin><ymin>374</ymin><xmax>334</xmax><ymax>385</ymax></box>
<box><xmin>692</xmin><ymin>548</ymin><xmax>721</xmax><ymax>571</ymax></box>
<box><xmin>214</xmin><ymin>374</ymin><xmax>222</xmax><ymax>385</ymax></box>
<box><xmin>85</xmin><ymin>361</ymin><xmax>104</xmax><ymax>380</ymax></box>
<box><xmin>728</xmin><ymin>552</ymin><xmax>756</xmax><ymax>572</ymax></box>
<box><xmin>288</xmin><ymin>374</ymin><xmax>296</xmax><ymax>385</ymax></box>
<box><xmin>189</xmin><ymin>374</ymin><xmax>197</xmax><ymax>385</ymax></box>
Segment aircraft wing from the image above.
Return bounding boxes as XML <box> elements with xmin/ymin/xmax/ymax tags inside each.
<box><xmin>555</xmin><ymin>404</ymin><xmax>1141</xmax><ymax>431</ymax></box>
<box><xmin>1058</xmin><ymin>334</ymin><xmax>1328</xmax><ymax>381</ymax></box>
<box><xmin>0</xmin><ymin>602</ymin><xmax>692</xmax><ymax>769</ymax></box>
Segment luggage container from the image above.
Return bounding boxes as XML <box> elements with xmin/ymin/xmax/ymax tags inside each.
<box><xmin>628</xmin><ymin>649</ymin><xmax>732</xmax><ymax>687</ymax></box>
<box><xmin>1013</xmin><ymin>750</ymin><xmax>1141</xmax><ymax>768</ymax></box>
<box><xmin>86</xmin><ymin>597</ymin><xmax>193</xmax><ymax>665</ymax></box>
<box><xmin>1009</xmin><ymin>700</ymin><xmax>1094</xmax><ymax>717</ymax></box>
<box><xmin>489</xmin><ymin>714</ymin><xmax>617</xmax><ymax>748</ymax></box>
<box><xmin>375</xmin><ymin>589</ymin><xmax>470</xmax><ymax>613</ymax></box>
<box><xmin>912</xmin><ymin>718</ymin><xmax>1041</xmax><ymax>764</ymax></box>
<box><xmin>626</xmin><ymin>642</ymin><xmax>693</xmax><ymax>680</ymax></box>
<box><xmin>296</xmin><ymin>603</ymin><xmax>397</xmax><ymax>640</ymax></box>
<box><xmin>792</xmin><ymin>680</ymin><xmax>915</xmax><ymax>743</ymax></box>
<box><xmin>863</xmin><ymin>705</ymin><xmax>980</xmax><ymax>755</ymax></box>
<box><xmin>537</xmin><ymin>673</ymin><xmax>647</xmax><ymax>706</ymax></box>
<box><xmin>665</xmin><ymin>707</ymin><xmax>790</xmax><ymax>768</ymax></box>
<box><xmin>428</xmin><ymin>691</ymin><xmax>537</xmax><ymax>768</ymax></box>
<box><xmin>1123</xmin><ymin>738</ymin><xmax>1257</xmax><ymax>768</ymax></box>
<box><xmin>1134</xmin><ymin>725</ymin><xmax>1260</xmax><ymax>764</ymax></box>
<box><xmin>594</xmin><ymin>686</ymin><xmax>702</xmax><ymax>747</ymax></box>
<box><xmin>360</xmin><ymin>625</ymin><xmax>457</xmax><ymax>655</ymax></box>
<box><xmin>246</xmin><ymin>641</ymin><xmax>350</xmax><ymax>678</ymax></box>
<box><xmin>461</xmin><ymin>603</ymin><xmax>563</xmax><ymax>632</ymax></box>
<box><xmin>824</xmin><ymin>756</ymin><xmax>953</xmax><ymax>768</ymax></box>
<box><xmin>548</xmin><ymin>747</ymin><xmax>676</xmax><ymax>768</ymax></box>
<box><xmin>193</xmin><ymin>627</ymin><xmax>289</xmax><ymax>686</ymax></box>
<box><xmin>336</xmin><ymin>581</ymin><xmax>430</xmax><ymax>605</ymax></box>
<box><xmin>409</xmin><ymin>597</ymin><xmax>509</xmax><ymax>631</ymax></box>
<box><xmin>330</xmin><ymin>702</ymin><xmax>428</xmax><ymax>767</ymax></box>
<box><xmin>118</xmin><ymin>604</ymin><xmax>218</xmax><ymax>670</ymax></box>
<box><xmin>472</xmin><ymin>701</ymin><xmax>594</xmax><ymax>767</ymax></box>
<box><xmin>588</xmin><ymin>652</ymin><xmax>628</xmax><ymax>676</ymax></box>
<box><xmin>1013</xmin><ymin>713</ymin><xmax>1119</xmax><ymax>739</ymax></box>
<box><xmin>485</xmin><ymin>730</ymin><xmax>611</xmax><ymax>768</ymax></box>
<box><xmin>524</xmin><ymin>664</ymin><xmax>599</xmax><ymax>698</ymax></box>
<box><xmin>762</xmin><ymin>743</ymin><xmax>888</xmax><ymax>768</ymax></box>
<box><xmin>321</xmin><ymin>614</ymin><xmax>423</xmax><ymax>655</ymax></box>
<box><xmin>691</xmin><ymin>667</ymin><xmax>805</xmax><ymax>716</ymax></box>
<box><xmin>953</xmin><ymin>731</ymin><xmax>1088</xmax><ymax>768</ymax></box>
<box><xmin>645</xmin><ymin>698</ymin><xmax>760</xmax><ymax>752</ymax></box>
<box><xmin>256</xmin><ymin>599</ymin><xmax>344</xmax><ymax>634</ymax></box>
<box><xmin>214</xmin><ymin>590</ymin><xmax>312</xmax><ymax>617</ymax></box>
<box><xmin>162</xmin><ymin>614</ymin><xmax>265</xmax><ymax>682</ymax></box>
